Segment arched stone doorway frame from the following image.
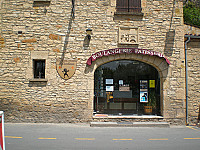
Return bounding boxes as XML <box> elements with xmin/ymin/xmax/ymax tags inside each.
<box><xmin>88</xmin><ymin>52</ymin><xmax>169</xmax><ymax>117</ymax></box>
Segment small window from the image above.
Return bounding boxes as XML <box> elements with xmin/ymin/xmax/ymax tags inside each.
<box><xmin>33</xmin><ymin>60</ymin><xmax>45</xmax><ymax>79</ymax></box>
<box><xmin>116</xmin><ymin>0</ymin><xmax>142</xmax><ymax>13</ymax></box>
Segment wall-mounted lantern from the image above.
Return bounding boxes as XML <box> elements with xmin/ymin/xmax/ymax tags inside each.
<box><xmin>86</xmin><ymin>28</ymin><xmax>92</xmax><ymax>40</ymax></box>
<box><xmin>83</xmin><ymin>28</ymin><xmax>92</xmax><ymax>48</ymax></box>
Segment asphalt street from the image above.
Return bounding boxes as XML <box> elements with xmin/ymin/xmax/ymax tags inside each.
<box><xmin>4</xmin><ymin>123</ymin><xmax>200</xmax><ymax>150</ymax></box>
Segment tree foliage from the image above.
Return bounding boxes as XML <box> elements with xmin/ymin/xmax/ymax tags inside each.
<box><xmin>183</xmin><ymin>1</ymin><xmax>200</xmax><ymax>27</ymax></box>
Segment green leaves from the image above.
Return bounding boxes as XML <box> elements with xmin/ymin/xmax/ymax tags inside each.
<box><xmin>183</xmin><ymin>1</ymin><xmax>200</xmax><ymax>27</ymax></box>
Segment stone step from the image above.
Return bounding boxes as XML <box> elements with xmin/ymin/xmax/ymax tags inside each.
<box><xmin>90</xmin><ymin>122</ymin><xmax>170</xmax><ymax>128</ymax></box>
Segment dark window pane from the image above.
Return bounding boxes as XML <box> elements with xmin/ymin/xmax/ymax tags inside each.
<box><xmin>34</xmin><ymin>60</ymin><xmax>45</xmax><ymax>79</ymax></box>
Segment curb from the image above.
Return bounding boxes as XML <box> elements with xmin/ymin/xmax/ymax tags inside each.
<box><xmin>90</xmin><ymin>122</ymin><xmax>170</xmax><ymax>128</ymax></box>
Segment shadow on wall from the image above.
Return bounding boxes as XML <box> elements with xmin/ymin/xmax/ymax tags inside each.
<box><xmin>84</xmin><ymin>63</ymin><xmax>94</xmax><ymax>74</ymax></box>
<box><xmin>164</xmin><ymin>30</ymin><xmax>175</xmax><ymax>57</ymax></box>
<box><xmin>83</xmin><ymin>36</ymin><xmax>90</xmax><ymax>49</ymax></box>
<box><xmin>164</xmin><ymin>0</ymin><xmax>176</xmax><ymax>57</ymax></box>
<box><xmin>60</xmin><ymin>1</ymin><xmax>75</xmax><ymax>66</ymax></box>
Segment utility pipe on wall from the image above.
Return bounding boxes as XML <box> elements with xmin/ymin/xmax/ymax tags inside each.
<box><xmin>185</xmin><ymin>36</ymin><xmax>190</xmax><ymax>125</ymax></box>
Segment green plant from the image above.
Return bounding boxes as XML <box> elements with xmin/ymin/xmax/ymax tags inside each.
<box><xmin>148</xmin><ymin>89</ymin><xmax>157</xmax><ymax>109</ymax></box>
<box><xmin>183</xmin><ymin>1</ymin><xmax>200</xmax><ymax>27</ymax></box>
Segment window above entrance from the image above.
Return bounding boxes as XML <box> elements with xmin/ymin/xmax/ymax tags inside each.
<box><xmin>115</xmin><ymin>0</ymin><xmax>143</xmax><ymax>15</ymax></box>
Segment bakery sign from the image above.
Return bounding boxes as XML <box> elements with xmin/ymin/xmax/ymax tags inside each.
<box><xmin>86</xmin><ymin>48</ymin><xmax>170</xmax><ymax>66</ymax></box>
<box><xmin>56</xmin><ymin>59</ymin><xmax>77</xmax><ymax>80</ymax></box>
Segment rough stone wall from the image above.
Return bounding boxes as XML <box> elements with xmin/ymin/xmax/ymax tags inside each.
<box><xmin>187</xmin><ymin>38</ymin><xmax>200</xmax><ymax>124</ymax></box>
<box><xmin>184</xmin><ymin>24</ymin><xmax>200</xmax><ymax>125</ymax></box>
<box><xmin>184</xmin><ymin>24</ymin><xmax>200</xmax><ymax>35</ymax></box>
<box><xmin>0</xmin><ymin>0</ymin><xmax>186</xmax><ymax>124</ymax></box>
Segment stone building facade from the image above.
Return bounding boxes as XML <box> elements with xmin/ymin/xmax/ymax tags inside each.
<box><xmin>184</xmin><ymin>25</ymin><xmax>200</xmax><ymax>124</ymax></box>
<box><xmin>0</xmin><ymin>0</ymin><xmax>199</xmax><ymax>125</ymax></box>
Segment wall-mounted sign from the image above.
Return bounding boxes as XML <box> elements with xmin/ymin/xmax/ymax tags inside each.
<box><xmin>0</xmin><ymin>111</ymin><xmax>5</xmax><ymax>150</ymax></box>
<box><xmin>56</xmin><ymin>59</ymin><xmax>77</xmax><ymax>80</ymax></box>
<box><xmin>119</xmin><ymin>27</ymin><xmax>138</xmax><ymax>45</ymax></box>
<box><xmin>86</xmin><ymin>48</ymin><xmax>170</xmax><ymax>66</ymax></box>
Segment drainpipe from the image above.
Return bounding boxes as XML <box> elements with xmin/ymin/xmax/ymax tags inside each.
<box><xmin>185</xmin><ymin>36</ymin><xmax>190</xmax><ymax>125</ymax></box>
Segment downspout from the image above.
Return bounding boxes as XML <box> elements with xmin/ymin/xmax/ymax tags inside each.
<box><xmin>185</xmin><ymin>36</ymin><xmax>190</xmax><ymax>125</ymax></box>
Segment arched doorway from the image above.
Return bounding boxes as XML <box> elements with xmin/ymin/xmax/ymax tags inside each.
<box><xmin>94</xmin><ymin>59</ymin><xmax>161</xmax><ymax>116</ymax></box>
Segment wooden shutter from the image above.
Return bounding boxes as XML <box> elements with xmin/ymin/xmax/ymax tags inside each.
<box><xmin>116</xmin><ymin>0</ymin><xmax>128</xmax><ymax>12</ymax></box>
<box><xmin>129</xmin><ymin>0</ymin><xmax>141</xmax><ymax>13</ymax></box>
<box><xmin>116</xmin><ymin>0</ymin><xmax>141</xmax><ymax>13</ymax></box>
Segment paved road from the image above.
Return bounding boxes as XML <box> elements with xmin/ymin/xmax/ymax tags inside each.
<box><xmin>4</xmin><ymin>123</ymin><xmax>200</xmax><ymax>150</ymax></box>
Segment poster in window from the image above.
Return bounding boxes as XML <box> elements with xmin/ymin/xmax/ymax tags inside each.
<box><xmin>140</xmin><ymin>80</ymin><xmax>148</xmax><ymax>103</ymax></box>
<box><xmin>149</xmin><ymin>80</ymin><xmax>155</xmax><ymax>88</ymax></box>
<box><xmin>106</xmin><ymin>79</ymin><xmax>113</xmax><ymax>85</ymax></box>
<box><xmin>119</xmin><ymin>80</ymin><xmax>123</xmax><ymax>85</ymax></box>
<box><xmin>140</xmin><ymin>91</ymin><xmax>148</xmax><ymax>103</ymax></box>
<box><xmin>106</xmin><ymin>92</ymin><xmax>114</xmax><ymax>103</ymax></box>
<box><xmin>119</xmin><ymin>85</ymin><xmax>130</xmax><ymax>91</ymax></box>
<box><xmin>140</xmin><ymin>80</ymin><xmax>148</xmax><ymax>89</ymax></box>
<box><xmin>106</xmin><ymin>86</ymin><xmax>114</xmax><ymax>92</ymax></box>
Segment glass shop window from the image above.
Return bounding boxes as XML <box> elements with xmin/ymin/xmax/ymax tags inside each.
<box><xmin>116</xmin><ymin>0</ymin><xmax>142</xmax><ymax>13</ymax></box>
<box><xmin>33</xmin><ymin>59</ymin><xmax>45</xmax><ymax>79</ymax></box>
<box><xmin>94</xmin><ymin>60</ymin><xmax>161</xmax><ymax>116</ymax></box>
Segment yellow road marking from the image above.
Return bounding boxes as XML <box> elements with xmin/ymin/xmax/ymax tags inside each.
<box><xmin>5</xmin><ymin>136</ymin><xmax>23</xmax><ymax>139</ymax></box>
<box><xmin>186</xmin><ymin>126</ymin><xmax>198</xmax><ymax>131</ymax></box>
<box><xmin>113</xmin><ymin>139</ymin><xmax>133</xmax><ymax>141</ymax></box>
<box><xmin>38</xmin><ymin>138</ymin><xmax>57</xmax><ymax>140</ymax></box>
<box><xmin>184</xmin><ymin>138</ymin><xmax>200</xmax><ymax>140</ymax></box>
<box><xmin>149</xmin><ymin>138</ymin><xmax>168</xmax><ymax>141</ymax></box>
<box><xmin>75</xmin><ymin>138</ymin><xmax>95</xmax><ymax>140</ymax></box>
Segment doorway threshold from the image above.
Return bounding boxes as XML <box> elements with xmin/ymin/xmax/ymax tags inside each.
<box><xmin>93</xmin><ymin>114</ymin><xmax>163</xmax><ymax>119</ymax></box>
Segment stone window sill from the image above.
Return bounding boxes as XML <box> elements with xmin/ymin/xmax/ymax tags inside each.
<box><xmin>29</xmin><ymin>78</ymin><xmax>48</xmax><ymax>82</ymax></box>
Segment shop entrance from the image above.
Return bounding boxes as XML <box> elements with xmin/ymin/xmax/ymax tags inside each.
<box><xmin>94</xmin><ymin>60</ymin><xmax>161</xmax><ymax>116</ymax></box>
